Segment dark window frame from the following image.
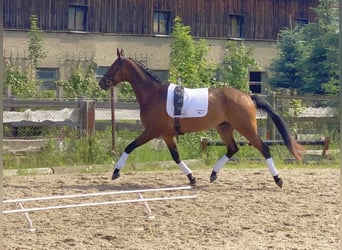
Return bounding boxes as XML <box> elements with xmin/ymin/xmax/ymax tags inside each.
<box><xmin>68</xmin><ymin>4</ymin><xmax>88</xmax><ymax>31</ymax></box>
<box><xmin>151</xmin><ymin>69</ymin><xmax>169</xmax><ymax>83</ymax></box>
<box><xmin>229</xmin><ymin>14</ymin><xmax>244</xmax><ymax>38</ymax></box>
<box><xmin>96</xmin><ymin>66</ymin><xmax>109</xmax><ymax>82</ymax></box>
<box><xmin>36</xmin><ymin>68</ymin><xmax>59</xmax><ymax>91</ymax></box>
<box><xmin>249</xmin><ymin>71</ymin><xmax>265</xmax><ymax>94</ymax></box>
<box><xmin>153</xmin><ymin>10</ymin><xmax>171</xmax><ymax>35</ymax></box>
<box><xmin>294</xmin><ymin>18</ymin><xmax>309</xmax><ymax>32</ymax></box>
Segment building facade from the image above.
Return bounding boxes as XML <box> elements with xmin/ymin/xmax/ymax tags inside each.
<box><xmin>3</xmin><ymin>0</ymin><xmax>319</xmax><ymax>95</ymax></box>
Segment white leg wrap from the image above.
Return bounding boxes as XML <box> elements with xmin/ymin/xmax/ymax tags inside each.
<box><xmin>178</xmin><ymin>161</ymin><xmax>192</xmax><ymax>175</ymax></box>
<box><xmin>266</xmin><ymin>158</ymin><xmax>279</xmax><ymax>177</ymax></box>
<box><xmin>115</xmin><ymin>152</ymin><xmax>129</xmax><ymax>170</ymax></box>
<box><xmin>213</xmin><ymin>155</ymin><xmax>230</xmax><ymax>173</ymax></box>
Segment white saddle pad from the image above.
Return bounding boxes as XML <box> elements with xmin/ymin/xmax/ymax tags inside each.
<box><xmin>166</xmin><ymin>83</ymin><xmax>208</xmax><ymax>118</ymax></box>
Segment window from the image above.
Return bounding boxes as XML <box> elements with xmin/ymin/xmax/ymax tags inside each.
<box><xmin>96</xmin><ymin>66</ymin><xmax>109</xmax><ymax>82</ymax></box>
<box><xmin>229</xmin><ymin>15</ymin><xmax>244</xmax><ymax>38</ymax></box>
<box><xmin>294</xmin><ymin>18</ymin><xmax>308</xmax><ymax>32</ymax></box>
<box><xmin>36</xmin><ymin>68</ymin><xmax>58</xmax><ymax>90</ymax></box>
<box><xmin>249</xmin><ymin>71</ymin><xmax>264</xmax><ymax>94</ymax></box>
<box><xmin>68</xmin><ymin>5</ymin><xmax>87</xmax><ymax>31</ymax></box>
<box><xmin>153</xmin><ymin>11</ymin><xmax>171</xmax><ymax>35</ymax></box>
<box><xmin>151</xmin><ymin>70</ymin><xmax>169</xmax><ymax>83</ymax></box>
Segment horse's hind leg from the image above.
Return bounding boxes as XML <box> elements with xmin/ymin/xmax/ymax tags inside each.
<box><xmin>252</xmin><ymin>138</ymin><xmax>282</xmax><ymax>187</ymax></box>
<box><xmin>162</xmin><ymin>135</ymin><xmax>196</xmax><ymax>185</ymax></box>
<box><xmin>210</xmin><ymin>122</ymin><xmax>239</xmax><ymax>182</ymax></box>
<box><xmin>238</xmin><ymin>129</ymin><xmax>283</xmax><ymax>188</ymax></box>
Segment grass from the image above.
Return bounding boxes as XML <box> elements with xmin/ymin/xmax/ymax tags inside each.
<box><xmin>3</xmin><ymin>128</ymin><xmax>340</xmax><ymax>173</ymax></box>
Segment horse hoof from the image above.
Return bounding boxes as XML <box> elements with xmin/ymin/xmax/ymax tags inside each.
<box><xmin>189</xmin><ymin>177</ymin><xmax>197</xmax><ymax>185</ymax></box>
<box><xmin>276</xmin><ymin>178</ymin><xmax>283</xmax><ymax>188</ymax></box>
<box><xmin>112</xmin><ymin>172</ymin><xmax>120</xmax><ymax>180</ymax></box>
<box><xmin>274</xmin><ymin>176</ymin><xmax>283</xmax><ymax>188</ymax></box>
<box><xmin>210</xmin><ymin>175</ymin><xmax>217</xmax><ymax>183</ymax></box>
<box><xmin>187</xmin><ymin>174</ymin><xmax>196</xmax><ymax>185</ymax></box>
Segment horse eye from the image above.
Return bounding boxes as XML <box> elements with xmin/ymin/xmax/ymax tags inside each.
<box><xmin>106</xmin><ymin>80</ymin><xmax>112</xmax><ymax>86</ymax></box>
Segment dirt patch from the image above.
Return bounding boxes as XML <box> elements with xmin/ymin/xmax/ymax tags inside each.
<box><xmin>3</xmin><ymin>168</ymin><xmax>340</xmax><ymax>249</ymax></box>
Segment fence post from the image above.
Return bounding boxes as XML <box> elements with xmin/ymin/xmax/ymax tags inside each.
<box><xmin>111</xmin><ymin>88</ymin><xmax>116</xmax><ymax>150</ymax></box>
<box><xmin>80</xmin><ymin>99</ymin><xmax>95</xmax><ymax>138</ymax></box>
<box><xmin>200</xmin><ymin>137</ymin><xmax>208</xmax><ymax>155</ymax></box>
<box><xmin>8</xmin><ymin>96</ymin><xmax>19</xmax><ymax>137</ymax></box>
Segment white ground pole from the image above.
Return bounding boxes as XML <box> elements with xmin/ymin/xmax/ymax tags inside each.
<box><xmin>3</xmin><ymin>186</ymin><xmax>196</xmax><ymax>230</ymax></box>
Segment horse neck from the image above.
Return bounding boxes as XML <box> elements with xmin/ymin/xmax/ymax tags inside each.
<box><xmin>124</xmin><ymin>62</ymin><xmax>161</xmax><ymax>105</ymax></box>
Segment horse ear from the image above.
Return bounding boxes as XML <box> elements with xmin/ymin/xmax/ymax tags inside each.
<box><xmin>117</xmin><ymin>48</ymin><xmax>121</xmax><ymax>58</ymax></box>
<box><xmin>120</xmin><ymin>49</ymin><xmax>125</xmax><ymax>57</ymax></box>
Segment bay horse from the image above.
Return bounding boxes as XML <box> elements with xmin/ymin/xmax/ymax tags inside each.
<box><xmin>99</xmin><ymin>49</ymin><xmax>304</xmax><ymax>188</ymax></box>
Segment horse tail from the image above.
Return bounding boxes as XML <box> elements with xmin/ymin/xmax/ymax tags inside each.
<box><xmin>251</xmin><ymin>94</ymin><xmax>304</xmax><ymax>160</ymax></box>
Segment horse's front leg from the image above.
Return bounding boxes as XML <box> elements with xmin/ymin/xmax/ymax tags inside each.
<box><xmin>112</xmin><ymin>130</ymin><xmax>156</xmax><ymax>180</ymax></box>
<box><xmin>162</xmin><ymin>135</ymin><xmax>196</xmax><ymax>185</ymax></box>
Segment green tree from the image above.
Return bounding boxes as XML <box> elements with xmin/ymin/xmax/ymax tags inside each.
<box><xmin>28</xmin><ymin>15</ymin><xmax>47</xmax><ymax>68</ymax></box>
<box><xmin>268</xmin><ymin>29</ymin><xmax>305</xmax><ymax>90</ymax></box>
<box><xmin>27</xmin><ymin>15</ymin><xmax>47</xmax><ymax>97</ymax></box>
<box><xmin>169</xmin><ymin>17</ymin><xmax>216</xmax><ymax>88</ymax></box>
<box><xmin>300</xmin><ymin>0</ymin><xmax>339</xmax><ymax>94</ymax></box>
<box><xmin>269</xmin><ymin>0</ymin><xmax>338</xmax><ymax>95</ymax></box>
<box><xmin>4</xmin><ymin>15</ymin><xmax>47</xmax><ymax>98</ymax></box>
<box><xmin>4</xmin><ymin>61</ymin><xmax>39</xmax><ymax>98</ymax></box>
<box><xmin>57</xmin><ymin>62</ymin><xmax>109</xmax><ymax>99</ymax></box>
<box><xmin>216</xmin><ymin>41</ymin><xmax>260</xmax><ymax>93</ymax></box>
<box><xmin>168</xmin><ymin>17</ymin><xmax>217</xmax><ymax>151</ymax></box>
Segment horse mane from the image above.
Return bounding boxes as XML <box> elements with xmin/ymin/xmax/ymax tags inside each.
<box><xmin>129</xmin><ymin>58</ymin><xmax>162</xmax><ymax>83</ymax></box>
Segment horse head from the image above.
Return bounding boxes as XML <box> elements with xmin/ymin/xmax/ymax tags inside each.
<box><xmin>99</xmin><ymin>48</ymin><xmax>127</xmax><ymax>90</ymax></box>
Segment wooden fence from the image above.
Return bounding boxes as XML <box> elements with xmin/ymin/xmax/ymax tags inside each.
<box><xmin>200</xmin><ymin>136</ymin><xmax>332</xmax><ymax>159</ymax></box>
<box><xmin>3</xmin><ymin>94</ymin><xmax>339</xmax><ymax>153</ymax></box>
<box><xmin>3</xmin><ymin>98</ymin><xmax>140</xmax><ymax>135</ymax></box>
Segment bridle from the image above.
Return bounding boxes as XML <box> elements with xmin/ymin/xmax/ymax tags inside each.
<box><xmin>102</xmin><ymin>59</ymin><xmax>123</xmax><ymax>87</ymax></box>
